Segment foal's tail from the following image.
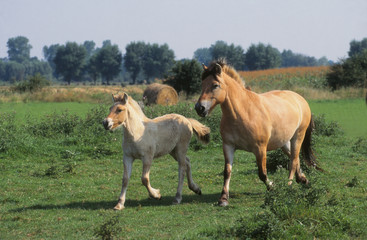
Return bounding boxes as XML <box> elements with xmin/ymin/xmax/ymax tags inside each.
<box><xmin>301</xmin><ymin>115</ymin><xmax>324</xmax><ymax>172</ymax></box>
<box><xmin>188</xmin><ymin>118</ymin><xmax>210</xmax><ymax>144</ymax></box>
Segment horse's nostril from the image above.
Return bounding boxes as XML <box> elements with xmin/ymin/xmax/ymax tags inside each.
<box><xmin>102</xmin><ymin>119</ymin><xmax>109</xmax><ymax>129</ymax></box>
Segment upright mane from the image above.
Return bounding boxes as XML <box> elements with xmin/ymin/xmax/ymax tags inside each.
<box><xmin>202</xmin><ymin>59</ymin><xmax>245</xmax><ymax>87</ymax></box>
<box><xmin>127</xmin><ymin>96</ymin><xmax>148</xmax><ymax>120</ymax></box>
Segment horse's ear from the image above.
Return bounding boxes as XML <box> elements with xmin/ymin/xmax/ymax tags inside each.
<box><xmin>213</xmin><ymin>63</ymin><xmax>222</xmax><ymax>75</ymax></box>
<box><xmin>202</xmin><ymin>63</ymin><xmax>208</xmax><ymax>70</ymax></box>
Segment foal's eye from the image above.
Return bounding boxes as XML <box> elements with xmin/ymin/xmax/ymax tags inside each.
<box><xmin>116</xmin><ymin>109</ymin><xmax>123</xmax><ymax>113</ymax></box>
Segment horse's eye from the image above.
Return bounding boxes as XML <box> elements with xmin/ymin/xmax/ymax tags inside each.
<box><xmin>212</xmin><ymin>84</ymin><xmax>220</xmax><ymax>90</ymax></box>
<box><xmin>116</xmin><ymin>109</ymin><xmax>123</xmax><ymax>113</ymax></box>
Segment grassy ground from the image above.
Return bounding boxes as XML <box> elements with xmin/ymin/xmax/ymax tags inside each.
<box><xmin>1</xmin><ymin>100</ymin><xmax>367</xmax><ymax>239</ymax></box>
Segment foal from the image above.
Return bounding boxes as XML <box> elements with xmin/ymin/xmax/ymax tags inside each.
<box><xmin>103</xmin><ymin>92</ymin><xmax>210</xmax><ymax>210</ymax></box>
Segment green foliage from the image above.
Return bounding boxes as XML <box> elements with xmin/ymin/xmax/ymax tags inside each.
<box><xmin>210</xmin><ymin>41</ymin><xmax>246</xmax><ymax>70</ymax></box>
<box><xmin>348</xmin><ymin>38</ymin><xmax>367</xmax><ymax>57</ymax></box>
<box><xmin>124</xmin><ymin>41</ymin><xmax>146</xmax><ymax>84</ymax></box>
<box><xmin>53</xmin><ymin>42</ymin><xmax>87</xmax><ymax>84</ymax></box>
<box><xmin>0</xmin><ymin>112</ymin><xmax>17</xmax><ymax>153</ymax></box>
<box><xmin>95</xmin><ymin>44</ymin><xmax>122</xmax><ymax>85</ymax></box>
<box><xmin>94</xmin><ymin>216</ymin><xmax>122</xmax><ymax>240</ymax></box>
<box><xmin>245</xmin><ymin>43</ymin><xmax>282</xmax><ymax>70</ymax></box>
<box><xmin>327</xmin><ymin>49</ymin><xmax>367</xmax><ymax>90</ymax></box>
<box><xmin>313</xmin><ymin>114</ymin><xmax>343</xmax><ymax>136</ymax></box>
<box><xmin>165</xmin><ymin>59</ymin><xmax>202</xmax><ymax>97</ymax></box>
<box><xmin>11</xmin><ymin>73</ymin><xmax>50</xmax><ymax>93</ymax></box>
<box><xmin>7</xmin><ymin>36</ymin><xmax>32</xmax><ymax>63</ymax></box>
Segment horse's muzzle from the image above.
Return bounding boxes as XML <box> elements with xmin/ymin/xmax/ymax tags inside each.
<box><xmin>195</xmin><ymin>102</ymin><xmax>208</xmax><ymax>117</ymax></box>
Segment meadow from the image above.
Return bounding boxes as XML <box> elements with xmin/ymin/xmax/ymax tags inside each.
<box><xmin>1</xmin><ymin>67</ymin><xmax>367</xmax><ymax>239</ymax></box>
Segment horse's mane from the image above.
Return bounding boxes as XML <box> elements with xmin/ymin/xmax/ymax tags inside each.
<box><xmin>202</xmin><ymin>59</ymin><xmax>245</xmax><ymax>87</ymax></box>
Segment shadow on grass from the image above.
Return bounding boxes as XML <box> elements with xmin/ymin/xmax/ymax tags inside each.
<box><xmin>10</xmin><ymin>190</ymin><xmax>263</xmax><ymax>212</ymax></box>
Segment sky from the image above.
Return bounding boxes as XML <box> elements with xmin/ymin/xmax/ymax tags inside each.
<box><xmin>0</xmin><ymin>0</ymin><xmax>366</xmax><ymax>62</ymax></box>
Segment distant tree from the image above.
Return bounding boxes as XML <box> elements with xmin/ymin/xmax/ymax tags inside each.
<box><xmin>348</xmin><ymin>38</ymin><xmax>367</xmax><ymax>57</ymax></box>
<box><xmin>245</xmin><ymin>43</ymin><xmax>281</xmax><ymax>70</ymax></box>
<box><xmin>87</xmin><ymin>53</ymin><xmax>100</xmax><ymax>84</ymax></box>
<box><xmin>327</xmin><ymin>50</ymin><xmax>367</xmax><ymax>90</ymax></box>
<box><xmin>7</xmin><ymin>36</ymin><xmax>32</xmax><ymax>63</ymax></box>
<box><xmin>210</xmin><ymin>41</ymin><xmax>246</xmax><ymax>70</ymax></box>
<box><xmin>53</xmin><ymin>42</ymin><xmax>87</xmax><ymax>85</ymax></box>
<box><xmin>124</xmin><ymin>42</ymin><xmax>147</xmax><ymax>84</ymax></box>
<box><xmin>43</xmin><ymin>44</ymin><xmax>60</xmax><ymax>77</ymax></box>
<box><xmin>193</xmin><ymin>48</ymin><xmax>212</xmax><ymax>66</ymax></box>
<box><xmin>83</xmin><ymin>40</ymin><xmax>96</xmax><ymax>59</ymax></box>
<box><xmin>95</xmin><ymin>44</ymin><xmax>122</xmax><ymax>85</ymax></box>
<box><xmin>165</xmin><ymin>59</ymin><xmax>202</xmax><ymax>97</ymax></box>
<box><xmin>281</xmin><ymin>49</ymin><xmax>326</xmax><ymax>67</ymax></box>
<box><xmin>4</xmin><ymin>61</ymin><xmax>25</xmax><ymax>82</ymax></box>
<box><xmin>142</xmin><ymin>43</ymin><xmax>175</xmax><ymax>82</ymax></box>
<box><xmin>102</xmin><ymin>40</ymin><xmax>112</xmax><ymax>48</ymax></box>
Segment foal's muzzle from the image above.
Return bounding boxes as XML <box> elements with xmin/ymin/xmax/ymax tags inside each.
<box><xmin>102</xmin><ymin>118</ymin><xmax>111</xmax><ymax>130</ymax></box>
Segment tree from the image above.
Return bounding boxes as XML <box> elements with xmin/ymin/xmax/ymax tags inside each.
<box><xmin>83</xmin><ymin>40</ymin><xmax>96</xmax><ymax>59</ymax></box>
<box><xmin>95</xmin><ymin>44</ymin><xmax>122</xmax><ymax>85</ymax></box>
<box><xmin>87</xmin><ymin>53</ymin><xmax>100</xmax><ymax>85</ymax></box>
<box><xmin>245</xmin><ymin>43</ymin><xmax>281</xmax><ymax>70</ymax></box>
<box><xmin>193</xmin><ymin>48</ymin><xmax>212</xmax><ymax>66</ymax></box>
<box><xmin>53</xmin><ymin>42</ymin><xmax>87</xmax><ymax>85</ymax></box>
<box><xmin>124</xmin><ymin>42</ymin><xmax>147</xmax><ymax>84</ymax></box>
<box><xmin>327</xmin><ymin>50</ymin><xmax>367</xmax><ymax>90</ymax></box>
<box><xmin>348</xmin><ymin>38</ymin><xmax>367</xmax><ymax>57</ymax></box>
<box><xmin>7</xmin><ymin>36</ymin><xmax>32</xmax><ymax>63</ymax></box>
<box><xmin>210</xmin><ymin>41</ymin><xmax>246</xmax><ymax>70</ymax></box>
<box><xmin>43</xmin><ymin>44</ymin><xmax>60</xmax><ymax>77</ymax></box>
<box><xmin>165</xmin><ymin>59</ymin><xmax>202</xmax><ymax>97</ymax></box>
<box><xmin>142</xmin><ymin>43</ymin><xmax>175</xmax><ymax>82</ymax></box>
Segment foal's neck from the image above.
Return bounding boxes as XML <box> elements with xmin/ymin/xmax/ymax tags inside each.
<box><xmin>123</xmin><ymin>105</ymin><xmax>146</xmax><ymax>141</ymax></box>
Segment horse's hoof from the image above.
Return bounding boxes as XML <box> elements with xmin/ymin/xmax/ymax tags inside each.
<box><xmin>172</xmin><ymin>199</ymin><xmax>181</xmax><ymax>205</ymax></box>
<box><xmin>218</xmin><ymin>200</ymin><xmax>229</xmax><ymax>207</ymax></box>
<box><xmin>113</xmin><ymin>203</ymin><xmax>125</xmax><ymax>210</ymax></box>
<box><xmin>196</xmin><ymin>189</ymin><xmax>202</xmax><ymax>195</ymax></box>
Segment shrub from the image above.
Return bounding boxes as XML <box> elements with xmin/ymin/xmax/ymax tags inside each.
<box><xmin>313</xmin><ymin>114</ymin><xmax>343</xmax><ymax>136</ymax></box>
<box><xmin>94</xmin><ymin>216</ymin><xmax>122</xmax><ymax>240</ymax></box>
<box><xmin>11</xmin><ymin>73</ymin><xmax>50</xmax><ymax>93</ymax></box>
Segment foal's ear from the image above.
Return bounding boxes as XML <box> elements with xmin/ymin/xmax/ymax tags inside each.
<box><xmin>212</xmin><ymin>63</ymin><xmax>222</xmax><ymax>76</ymax></box>
<box><xmin>202</xmin><ymin>63</ymin><xmax>208</xmax><ymax>70</ymax></box>
<box><xmin>112</xmin><ymin>92</ymin><xmax>128</xmax><ymax>104</ymax></box>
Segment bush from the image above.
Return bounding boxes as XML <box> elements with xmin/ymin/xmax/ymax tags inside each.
<box><xmin>313</xmin><ymin>114</ymin><xmax>343</xmax><ymax>136</ymax></box>
<box><xmin>11</xmin><ymin>73</ymin><xmax>50</xmax><ymax>93</ymax></box>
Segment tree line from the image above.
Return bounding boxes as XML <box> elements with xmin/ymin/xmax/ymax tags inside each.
<box><xmin>0</xmin><ymin>36</ymin><xmax>332</xmax><ymax>85</ymax></box>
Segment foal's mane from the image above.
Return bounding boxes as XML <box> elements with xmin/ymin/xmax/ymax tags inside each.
<box><xmin>127</xmin><ymin>96</ymin><xmax>147</xmax><ymax>120</ymax></box>
<box><xmin>202</xmin><ymin>59</ymin><xmax>245</xmax><ymax>87</ymax></box>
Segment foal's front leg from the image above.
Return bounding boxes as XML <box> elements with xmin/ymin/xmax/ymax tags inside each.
<box><xmin>114</xmin><ymin>156</ymin><xmax>133</xmax><ymax>210</ymax></box>
<box><xmin>219</xmin><ymin>144</ymin><xmax>235</xmax><ymax>207</ymax></box>
<box><xmin>141</xmin><ymin>157</ymin><xmax>161</xmax><ymax>200</ymax></box>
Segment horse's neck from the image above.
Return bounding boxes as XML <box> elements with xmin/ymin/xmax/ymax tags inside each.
<box><xmin>221</xmin><ymin>80</ymin><xmax>259</xmax><ymax>121</ymax></box>
<box><xmin>123</xmin><ymin>105</ymin><xmax>146</xmax><ymax>141</ymax></box>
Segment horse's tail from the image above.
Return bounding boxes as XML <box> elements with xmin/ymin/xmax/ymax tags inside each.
<box><xmin>188</xmin><ymin>118</ymin><xmax>210</xmax><ymax>144</ymax></box>
<box><xmin>301</xmin><ymin>115</ymin><xmax>324</xmax><ymax>172</ymax></box>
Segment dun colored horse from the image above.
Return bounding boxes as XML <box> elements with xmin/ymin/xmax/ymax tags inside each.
<box><xmin>103</xmin><ymin>92</ymin><xmax>210</xmax><ymax>210</ymax></box>
<box><xmin>195</xmin><ymin>60</ymin><xmax>321</xmax><ymax>207</ymax></box>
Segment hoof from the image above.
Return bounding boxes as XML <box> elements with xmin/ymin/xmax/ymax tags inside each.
<box><xmin>172</xmin><ymin>199</ymin><xmax>181</xmax><ymax>205</ymax></box>
<box><xmin>218</xmin><ymin>199</ymin><xmax>229</xmax><ymax>207</ymax></box>
<box><xmin>113</xmin><ymin>203</ymin><xmax>125</xmax><ymax>210</ymax></box>
<box><xmin>196</xmin><ymin>188</ymin><xmax>202</xmax><ymax>195</ymax></box>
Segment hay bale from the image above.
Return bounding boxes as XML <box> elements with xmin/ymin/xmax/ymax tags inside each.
<box><xmin>143</xmin><ymin>83</ymin><xmax>178</xmax><ymax>106</ymax></box>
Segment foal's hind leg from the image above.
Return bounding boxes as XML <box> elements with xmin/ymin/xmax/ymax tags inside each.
<box><xmin>141</xmin><ymin>156</ymin><xmax>161</xmax><ymax>200</ymax></box>
<box><xmin>185</xmin><ymin>157</ymin><xmax>201</xmax><ymax>195</ymax></box>
<box><xmin>170</xmin><ymin>148</ymin><xmax>189</xmax><ymax>204</ymax></box>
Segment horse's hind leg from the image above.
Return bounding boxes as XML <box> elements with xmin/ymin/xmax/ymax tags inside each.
<box><xmin>185</xmin><ymin>157</ymin><xmax>201</xmax><ymax>195</ymax></box>
<box><xmin>141</xmin><ymin>157</ymin><xmax>161</xmax><ymax>200</ymax></box>
<box><xmin>170</xmin><ymin>148</ymin><xmax>188</xmax><ymax>204</ymax></box>
<box><xmin>288</xmin><ymin>134</ymin><xmax>308</xmax><ymax>185</ymax></box>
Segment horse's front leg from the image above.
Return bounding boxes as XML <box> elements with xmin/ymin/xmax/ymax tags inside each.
<box><xmin>114</xmin><ymin>155</ymin><xmax>133</xmax><ymax>210</ymax></box>
<box><xmin>141</xmin><ymin>157</ymin><xmax>161</xmax><ymax>200</ymax></box>
<box><xmin>219</xmin><ymin>144</ymin><xmax>235</xmax><ymax>207</ymax></box>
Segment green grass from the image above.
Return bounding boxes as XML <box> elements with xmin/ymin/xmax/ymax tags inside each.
<box><xmin>309</xmin><ymin>98</ymin><xmax>367</xmax><ymax>137</ymax></box>
<box><xmin>1</xmin><ymin>100</ymin><xmax>367</xmax><ymax>239</ymax></box>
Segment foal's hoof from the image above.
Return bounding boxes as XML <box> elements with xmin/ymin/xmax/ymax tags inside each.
<box><xmin>113</xmin><ymin>203</ymin><xmax>125</xmax><ymax>211</ymax></box>
<box><xmin>196</xmin><ymin>188</ymin><xmax>202</xmax><ymax>195</ymax></box>
<box><xmin>218</xmin><ymin>199</ymin><xmax>229</xmax><ymax>207</ymax></box>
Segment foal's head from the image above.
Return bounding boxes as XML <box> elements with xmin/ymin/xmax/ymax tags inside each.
<box><xmin>103</xmin><ymin>93</ymin><xmax>129</xmax><ymax>131</ymax></box>
<box><xmin>195</xmin><ymin>63</ymin><xmax>227</xmax><ymax>117</ymax></box>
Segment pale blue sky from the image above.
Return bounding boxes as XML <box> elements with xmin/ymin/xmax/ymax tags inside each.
<box><xmin>1</xmin><ymin>0</ymin><xmax>366</xmax><ymax>61</ymax></box>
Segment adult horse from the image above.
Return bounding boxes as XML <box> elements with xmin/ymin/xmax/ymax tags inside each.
<box><xmin>195</xmin><ymin>60</ymin><xmax>321</xmax><ymax>207</ymax></box>
<box><xmin>103</xmin><ymin>92</ymin><xmax>210</xmax><ymax>210</ymax></box>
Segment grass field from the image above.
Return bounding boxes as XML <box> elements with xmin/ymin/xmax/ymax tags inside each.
<box><xmin>1</xmin><ymin>99</ymin><xmax>367</xmax><ymax>239</ymax></box>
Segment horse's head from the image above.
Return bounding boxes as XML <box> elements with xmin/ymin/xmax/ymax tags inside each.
<box><xmin>195</xmin><ymin>63</ymin><xmax>227</xmax><ymax>117</ymax></box>
<box><xmin>103</xmin><ymin>92</ymin><xmax>129</xmax><ymax>131</ymax></box>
